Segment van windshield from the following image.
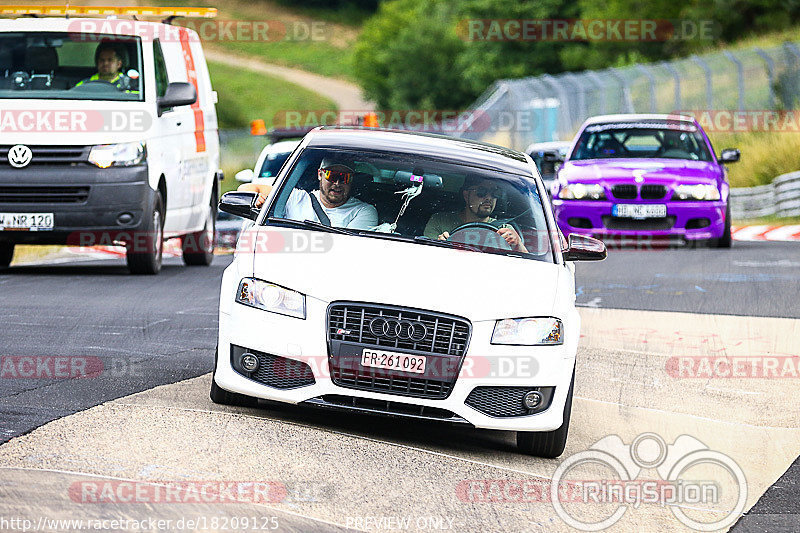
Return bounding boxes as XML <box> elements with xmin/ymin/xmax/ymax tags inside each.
<box><xmin>0</xmin><ymin>32</ymin><xmax>144</xmax><ymax>101</ymax></box>
<box><xmin>266</xmin><ymin>148</ymin><xmax>556</xmax><ymax>263</ymax></box>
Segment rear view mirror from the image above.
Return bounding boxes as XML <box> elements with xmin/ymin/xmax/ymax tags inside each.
<box><xmin>563</xmin><ymin>234</ymin><xmax>607</xmax><ymax>261</ymax></box>
<box><xmin>219</xmin><ymin>192</ymin><xmax>260</xmax><ymax>220</ymax></box>
<box><xmin>719</xmin><ymin>148</ymin><xmax>740</xmax><ymax>163</ymax></box>
<box><xmin>394</xmin><ymin>171</ymin><xmax>443</xmax><ymax>188</ymax></box>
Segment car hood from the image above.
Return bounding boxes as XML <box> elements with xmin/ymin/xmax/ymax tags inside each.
<box><xmin>248</xmin><ymin>227</ymin><xmax>563</xmax><ymax>322</ymax></box>
<box><xmin>560</xmin><ymin>158</ymin><xmax>721</xmax><ymax>184</ymax></box>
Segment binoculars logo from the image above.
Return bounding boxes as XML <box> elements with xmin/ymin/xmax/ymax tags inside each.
<box><xmin>551</xmin><ymin>432</ymin><xmax>748</xmax><ymax>531</ymax></box>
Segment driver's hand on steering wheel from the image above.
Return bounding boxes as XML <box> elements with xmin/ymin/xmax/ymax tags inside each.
<box><xmin>437</xmin><ymin>231</ymin><xmax>450</xmax><ymax>241</ymax></box>
<box><xmin>497</xmin><ymin>227</ymin><xmax>528</xmax><ymax>253</ymax></box>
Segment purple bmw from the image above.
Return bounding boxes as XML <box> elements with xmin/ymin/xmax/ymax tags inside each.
<box><xmin>551</xmin><ymin>114</ymin><xmax>740</xmax><ymax>247</ymax></box>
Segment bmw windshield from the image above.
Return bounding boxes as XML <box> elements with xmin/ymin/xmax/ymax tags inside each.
<box><xmin>571</xmin><ymin>122</ymin><xmax>712</xmax><ymax>162</ymax></box>
<box><xmin>265</xmin><ymin>148</ymin><xmax>555</xmax><ymax>263</ymax></box>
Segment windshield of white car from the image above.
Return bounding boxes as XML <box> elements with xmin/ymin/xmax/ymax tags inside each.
<box><xmin>0</xmin><ymin>33</ymin><xmax>144</xmax><ymax>101</ymax></box>
<box><xmin>259</xmin><ymin>151</ymin><xmax>292</xmax><ymax>178</ymax></box>
<box><xmin>571</xmin><ymin>123</ymin><xmax>712</xmax><ymax>162</ymax></box>
<box><xmin>264</xmin><ymin>147</ymin><xmax>555</xmax><ymax>263</ymax></box>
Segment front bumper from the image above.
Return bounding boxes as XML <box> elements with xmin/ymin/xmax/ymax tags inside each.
<box><xmin>0</xmin><ymin>164</ymin><xmax>151</xmax><ymax>245</ymax></box>
<box><xmin>552</xmin><ymin>199</ymin><xmax>727</xmax><ymax>241</ymax></box>
<box><xmin>215</xmin><ymin>299</ymin><xmax>579</xmax><ymax>432</ymax></box>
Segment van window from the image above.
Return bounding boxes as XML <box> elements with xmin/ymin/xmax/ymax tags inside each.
<box><xmin>153</xmin><ymin>39</ymin><xmax>168</xmax><ymax>98</ymax></box>
<box><xmin>0</xmin><ymin>32</ymin><xmax>144</xmax><ymax>101</ymax></box>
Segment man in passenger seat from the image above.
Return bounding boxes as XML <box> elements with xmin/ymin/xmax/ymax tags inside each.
<box><xmin>238</xmin><ymin>156</ymin><xmax>378</xmax><ymax>230</ymax></box>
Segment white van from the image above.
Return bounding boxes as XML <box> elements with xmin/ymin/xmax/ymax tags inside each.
<box><xmin>0</xmin><ymin>8</ymin><xmax>221</xmax><ymax>274</ymax></box>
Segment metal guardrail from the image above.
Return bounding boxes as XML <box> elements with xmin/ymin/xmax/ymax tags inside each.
<box><xmin>731</xmin><ymin>172</ymin><xmax>800</xmax><ymax>219</ymax></box>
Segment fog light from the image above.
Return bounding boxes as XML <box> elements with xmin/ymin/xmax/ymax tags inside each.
<box><xmin>522</xmin><ymin>390</ymin><xmax>543</xmax><ymax>410</ymax></box>
<box><xmin>241</xmin><ymin>353</ymin><xmax>259</xmax><ymax>372</ymax></box>
<box><xmin>117</xmin><ymin>212</ymin><xmax>134</xmax><ymax>225</ymax></box>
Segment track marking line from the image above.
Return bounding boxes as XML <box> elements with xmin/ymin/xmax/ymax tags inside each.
<box><xmin>0</xmin><ymin>466</ymin><xmax>365</xmax><ymax>532</ymax></box>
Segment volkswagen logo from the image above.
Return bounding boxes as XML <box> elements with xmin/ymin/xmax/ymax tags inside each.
<box><xmin>8</xmin><ymin>144</ymin><xmax>32</xmax><ymax>168</ymax></box>
<box><xmin>369</xmin><ymin>317</ymin><xmax>427</xmax><ymax>341</ymax></box>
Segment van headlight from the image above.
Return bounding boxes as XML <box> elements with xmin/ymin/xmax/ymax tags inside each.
<box><xmin>558</xmin><ymin>183</ymin><xmax>605</xmax><ymax>200</ymax></box>
<box><xmin>235</xmin><ymin>278</ymin><xmax>306</xmax><ymax>319</ymax></box>
<box><xmin>88</xmin><ymin>142</ymin><xmax>146</xmax><ymax>168</ymax></box>
<box><xmin>491</xmin><ymin>317</ymin><xmax>563</xmax><ymax>345</ymax></box>
<box><xmin>673</xmin><ymin>184</ymin><xmax>720</xmax><ymax>201</ymax></box>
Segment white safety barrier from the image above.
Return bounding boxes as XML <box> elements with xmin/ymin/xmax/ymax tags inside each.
<box><xmin>730</xmin><ymin>171</ymin><xmax>800</xmax><ymax>219</ymax></box>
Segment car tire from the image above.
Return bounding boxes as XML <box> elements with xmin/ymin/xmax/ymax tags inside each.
<box><xmin>712</xmin><ymin>203</ymin><xmax>733</xmax><ymax>248</ymax></box>
<box><xmin>517</xmin><ymin>369</ymin><xmax>574</xmax><ymax>458</ymax></box>
<box><xmin>0</xmin><ymin>243</ymin><xmax>13</xmax><ymax>268</ymax></box>
<box><xmin>126</xmin><ymin>191</ymin><xmax>164</xmax><ymax>275</ymax></box>
<box><xmin>182</xmin><ymin>198</ymin><xmax>215</xmax><ymax>266</ymax></box>
<box><xmin>209</xmin><ymin>349</ymin><xmax>258</xmax><ymax>407</ymax></box>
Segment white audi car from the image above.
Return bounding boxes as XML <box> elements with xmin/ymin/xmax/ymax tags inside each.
<box><xmin>212</xmin><ymin>128</ymin><xmax>605</xmax><ymax>457</ymax></box>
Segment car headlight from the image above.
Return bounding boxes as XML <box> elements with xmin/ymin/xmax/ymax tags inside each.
<box><xmin>558</xmin><ymin>183</ymin><xmax>605</xmax><ymax>200</ymax></box>
<box><xmin>235</xmin><ymin>278</ymin><xmax>306</xmax><ymax>319</ymax></box>
<box><xmin>491</xmin><ymin>317</ymin><xmax>563</xmax><ymax>345</ymax></box>
<box><xmin>673</xmin><ymin>184</ymin><xmax>720</xmax><ymax>201</ymax></box>
<box><xmin>88</xmin><ymin>142</ymin><xmax>146</xmax><ymax>168</ymax></box>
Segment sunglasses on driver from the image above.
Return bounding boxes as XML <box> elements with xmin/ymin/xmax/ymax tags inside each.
<box><xmin>319</xmin><ymin>168</ymin><xmax>353</xmax><ymax>184</ymax></box>
<box><xmin>468</xmin><ymin>186</ymin><xmax>505</xmax><ymax>199</ymax></box>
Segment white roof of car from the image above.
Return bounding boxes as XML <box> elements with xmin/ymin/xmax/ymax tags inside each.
<box><xmin>581</xmin><ymin>113</ymin><xmax>695</xmax><ymax>126</ymax></box>
<box><xmin>0</xmin><ymin>17</ymin><xmax>196</xmax><ymax>37</ymax></box>
<box><xmin>525</xmin><ymin>141</ymin><xmax>572</xmax><ymax>153</ymax></box>
<box><xmin>261</xmin><ymin>140</ymin><xmax>300</xmax><ymax>155</ymax></box>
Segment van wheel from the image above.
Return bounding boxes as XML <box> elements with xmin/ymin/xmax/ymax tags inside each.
<box><xmin>182</xmin><ymin>202</ymin><xmax>215</xmax><ymax>266</ymax></box>
<box><xmin>517</xmin><ymin>370</ymin><xmax>574</xmax><ymax>458</ymax></box>
<box><xmin>0</xmin><ymin>243</ymin><xmax>14</xmax><ymax>268</ymax></box>
<box><xmin>210</xmin><ymin>349</ymin><xmax>258</xmax><ymax>407</ymax></box>
<box><xmin>126</xmin><ymin>191</ymin><xmax>164</xmax><ymax>275</ymax></box>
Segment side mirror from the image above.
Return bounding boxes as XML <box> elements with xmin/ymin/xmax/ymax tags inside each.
<box><xmin>542</xmin><ymin>152</ymin><xmax>564</xmax><ymax>164</ymax></box>
<box><xmin>219</xmin><ymin>191</ymin><xmax>260</xmax><ymax>220</ymax></box>
<box><xmin>235</xmin><ymin>169</ymin><xmax>255</xmax><ymax>183</ymax></box>
<box><xmin>719</xmin><ymin>148</ymin><xmax>740</xmax><ymax>164</ymax></box>
<box><xmin>563</xmin><ymin>233</ymin><xmax>607</xmax><ymax>262</ymax></box>
<box><xmin>157</xmin><ymin>82</ymin><xmax>197</xmax><ymax>113</ymax></box>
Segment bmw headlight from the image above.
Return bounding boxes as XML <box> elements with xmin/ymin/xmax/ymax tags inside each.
<box><xmin>88</xmin><ymin>142</ymin><xmax>146</xmax><ymax>168</ymax></box>
<box><xmin>558</xmin><ymin>183</ymin><xmax>605</xmax><ymax>200</ymax></box>
<box><xmin>491</xmin><ymin>317</ymin><xmax>563</xmax><ymax>346</ymax></box>
<box><xmin>235</xmin><ymin>278</ymin><xmax>306</xmax><ymax>319</ymax></box>
<box><xmin>673</xmin><ymin>184</ymin><xmax>721</xmax><ymax>201</ymax></box>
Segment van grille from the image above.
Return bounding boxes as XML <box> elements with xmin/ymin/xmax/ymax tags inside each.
<box><xmin>0</xmin><ymin>145</ymin><xmax>88</xmax><ymax>165</ymax></box>
<box><xmin>0</xmin><ymin>186</ymin><xmax>90</xmax><ymax>204</ymax></box>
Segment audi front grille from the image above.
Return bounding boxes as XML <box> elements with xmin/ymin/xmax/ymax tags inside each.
<box><xmin>327</xmin><ymin>302</ymin><xmax>471</xmax><ymax>400</ymax></box>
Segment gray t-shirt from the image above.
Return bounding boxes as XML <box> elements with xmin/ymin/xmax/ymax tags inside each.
<box><xmin>285</xmin><ymin>189</ymin><xmax>378</xmax><ymax>230</ymax></box>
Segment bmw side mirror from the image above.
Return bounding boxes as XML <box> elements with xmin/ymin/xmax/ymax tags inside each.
<box><xmin>563</xmin><ymin>234</ymin><xmax>606</xmax><ymax>262</ymax></box>
<box><xmin>219</xmin><ymin>192</ymin><xmax>260</xmax><ymax>220</ymax></box>
<box><xmin>719</xmin><ymin>148</ymin><xmax>740</xmax><ymax>163</ymax></box>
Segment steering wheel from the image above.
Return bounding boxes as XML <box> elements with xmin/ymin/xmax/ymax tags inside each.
<box><xmin>70</xmin><ymin>79</ymin><xmax>119</xmax><ymax>92</ymax></box>
<box><xmin>448</xmin><ymin>222</ymin><xmax>512</xmax><ymax>251</ymax></box>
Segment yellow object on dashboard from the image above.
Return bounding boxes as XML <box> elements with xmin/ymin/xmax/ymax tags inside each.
<box><xmin>0</xmin><ymin>5</ymin><xmax>217</xmax><ymax>18</ymax></box>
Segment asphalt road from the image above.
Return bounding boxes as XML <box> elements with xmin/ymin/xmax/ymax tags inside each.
<box><xmin>0</xmin><ymin>256</ymin><xmax>230</xmax><ymax>444</ymax></box>
<box><xmin>575</xmin><ymin>240</ymin><xmax>800</xmax><ymax>318</ymax></box>
<box><xmin>1</xmin><ymin>244</ymin><xmax>799</xmax><ymax>531</ymax></box>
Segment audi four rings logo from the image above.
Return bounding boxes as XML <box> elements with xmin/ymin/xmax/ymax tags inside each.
<box><xmin>369</xmin><ymin>317</ymin><xmax>428</xmax><ymax>341</ymax></box>
<box><xmin>8</xmin><ymin>144</ymin><xmax>32</xmax><ymax>168</ymax></box>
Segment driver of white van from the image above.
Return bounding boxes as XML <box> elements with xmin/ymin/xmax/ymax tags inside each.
<box><xmin>75</xmin><ymin>42</ymin><xmax>132</xmax><ymax>91</ymax></box>
<box><xmin>238</xmin><ymin>156</ymin><xmax>379</xmax><ymax>230</ymax></box>
<box><xmin>424</xmin><ymin>177</ymin><xmax>527</xmax><ymax>252</ymax></box>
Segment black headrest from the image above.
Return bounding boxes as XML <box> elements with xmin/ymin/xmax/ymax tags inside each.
<box><xmin>25</xmin><ymin>47</ymin><xmax>58</xmax><ymax>72</ymax></box>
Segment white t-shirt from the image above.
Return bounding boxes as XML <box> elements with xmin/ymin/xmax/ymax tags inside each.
<box><xmin>284</xmin><ymin>189</ymin><xmax>379</xmax><ymax>230</ymax></box>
